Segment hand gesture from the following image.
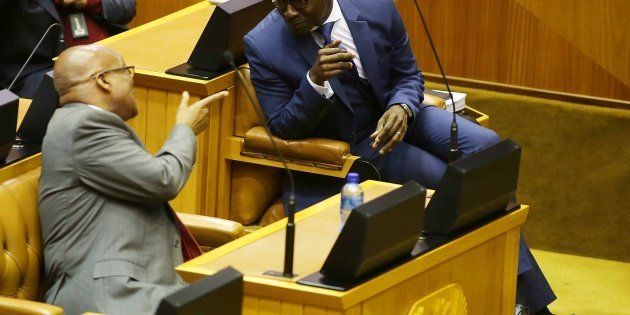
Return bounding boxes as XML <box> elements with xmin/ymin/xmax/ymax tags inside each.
<box><xmin>370</xmin><ymin>105</ymin><xmax>409</xmax><ymax>155</ymax></box>
<box><xmin>175</xmin><ymin>91</ymin><xmax>229</xmax><ymax>135</ymax></box>
<box><xmin>308</xmin><ymin>40</ymin><xmax>355</xmax><ymax>86</ymax></box>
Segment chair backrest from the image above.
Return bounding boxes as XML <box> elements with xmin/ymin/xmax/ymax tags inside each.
<box><xmin>0</xmin><ymin>168</ymin><xmax>44</xmax><ymax>301</ymax></box>
<box><xmin>230</xmin><ymin>66</ymin><xmax>283</xmax><ymax>226</ymax></box>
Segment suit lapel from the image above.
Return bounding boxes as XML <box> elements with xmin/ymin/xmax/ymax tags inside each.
<box><xmin>296</xmin><ymin>31</ymin><xmax>353</xmax><ymax>112</ymax></box>
<box><xmin>34</xmin><ymin>0</ymin><xmax>61</xmax><ymax>22</ymax></box>
<box><xmin>339</xmin><ymin>0</ymin><xmax>386</xmax><ymax>106</ymax></box>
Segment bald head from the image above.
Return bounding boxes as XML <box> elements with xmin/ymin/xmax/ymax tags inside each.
<box><xmin>54</xmin><ymin>45</ymin><xmax>122</xmax><ymax>96</ymax></box>
<box><xmin>54</xmin><ymin>44</ymin><xmax>137</xmax><ymax>120</ymax></box>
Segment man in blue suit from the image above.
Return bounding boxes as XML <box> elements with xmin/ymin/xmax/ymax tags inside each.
<box><xmin>244</xmin><ymin>0</ymin><xmax>500</xmax><ymax>206</ymax></box>
<box><xmin>244</xmin><ymin>0</ymin><xmax>555</xmax><ymax>313</ymax></box>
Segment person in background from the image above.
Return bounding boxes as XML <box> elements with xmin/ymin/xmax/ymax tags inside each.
<box><xmin>0</xmin><ymin>0</ymin><xmax>136</xmax><ymax>98</ymax></box>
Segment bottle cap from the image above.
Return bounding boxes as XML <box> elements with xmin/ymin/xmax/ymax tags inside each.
<box><xmin>347</xmin><ymin>172</ymin><xmax>360</xmax><ymax>184</ymax></box>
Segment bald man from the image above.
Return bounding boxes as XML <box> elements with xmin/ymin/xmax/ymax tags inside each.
<box><xmin>38</xmin><ymin>45</ymin><xmax>228</xmax><ymax>315</ymax></box>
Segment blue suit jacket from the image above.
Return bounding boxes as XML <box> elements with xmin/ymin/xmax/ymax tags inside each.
<box><xmin>244</xmin><ymin>0</ymin><xmax>425</xmax><ymax>142</ymax></box>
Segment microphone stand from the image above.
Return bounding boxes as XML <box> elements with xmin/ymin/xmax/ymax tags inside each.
<box><xmin>411</xmin><ymin>0</ymin><xmax>461</xmax><ymax>162</ymax></box>
<box><xmin>224</xmin><ymin>52</ymin><xmax>297</xmax><ymax>278</ymax></box>
<box><xmin>8</xmin><ymin>23</ymin><xmax>62</xmax><ymax>92</ymax></box>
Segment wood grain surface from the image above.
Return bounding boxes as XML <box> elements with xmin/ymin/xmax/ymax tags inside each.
<box><xmin>395</xmin><ymin>0</ymin><xmax>630</xmax><ymax>102</ymax></box>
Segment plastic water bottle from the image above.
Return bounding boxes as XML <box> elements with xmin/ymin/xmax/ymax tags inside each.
<box><xmin>340</xmin><ymin>172</ymin><xmax>364</xmax><ymax>229</ymax></box>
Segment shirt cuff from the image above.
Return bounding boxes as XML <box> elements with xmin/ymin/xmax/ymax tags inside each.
<box><xmin>306</xmin><ymin>72</ymin><xmax>335</xmax><ymax>99</ymax></box>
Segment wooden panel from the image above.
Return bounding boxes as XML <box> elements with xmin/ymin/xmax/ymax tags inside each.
<box><xmin>360</xmin><ymin>236</ymin><xmax>505</xmax><ymax>314</ymax></box>
<box><xmin>129</xmin><ymin>0</ymin><xmax>203</xmax><ymax>28</ymax></box>
<box><xmin>259</xmin><ymin>297</ymin><xmax>282</xmax><ymax>314</ymax></box>
<box><xmin>396</xmin><ymin>0</ymin><xmax>630</xmax><ymax>102</ymax></box>
<box><xmin>244</xmin><ymin>295</ymin><xmax>260</xmax><ymax>315</ymax></box>
<box><xmin>128</xmin><ymin>86</ymin><xmax>148</xmax><ymax>141</ymax></box>
<box><xmin>168</xmin><ymin>92</ymin><xmax>186</xmax><ymax>212</ymax></box>
<box><xmin>145</xmin><ymin>89</ymin><xmax>168</xmax><ymax>154</ymax></box>
<box><xmin>217</xmin><ymin>86</ymin><xmax>238</xmax><ymax>219</ymax></box>
<box><xmin>304</xmin><ymin>306</ymin><xmax>327</xmax><ymax>315</ymax></box>
<box><xmin>500</xmin><ymin>228</ymin><xmax>521</xmax><ymax>315</ymax></box>
<box><xmin>280</xmin><ymin>301</ymin><xmax>304</xmax><ymax>315</ymax></box>
<box><xmin>241</xmin><ymin>296</ymin><xmax>361</xmax><ymax>315</ymax></box>
<box><xmin>201</xmin><ymin>94</ymin><xmax>223</xmax><ymax>217</ymax></box>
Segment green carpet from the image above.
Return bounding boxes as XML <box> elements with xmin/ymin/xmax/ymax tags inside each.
<box><xmin>426</xmin><ymin>82</ymin><xmax>630</xmax><ymax>262</ymax></box>
<box><xmin>532</xmin><ymin>249</ymin><xmax>630</xmax><ymax>315</ymax></box>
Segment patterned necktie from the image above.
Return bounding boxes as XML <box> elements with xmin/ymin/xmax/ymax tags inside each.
<box><xmin>317</xmin><ymin>21</ymin><xmax>336</xmax><ymax>46</ymax></box>
<box><xmin>316</xmin><ymin>21</ymin><xmax>366</xmax><ymax>83</ymax></box>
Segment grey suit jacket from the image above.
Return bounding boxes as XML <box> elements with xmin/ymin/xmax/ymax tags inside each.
<box><xmin>39</xmin><ymin>103</ymin><xmax>195</xmax><ymax>315</ymax></box>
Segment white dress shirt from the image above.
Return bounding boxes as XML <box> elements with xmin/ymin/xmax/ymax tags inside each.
<box><xmin>307</xmin><ymin>0</ymin><xmax>367</xmax><ymax>99</ymax></box>
<box><xmin>88</xmin><ymin>104</ymin><xmax>104</xmax><ymax>112</ymax></box>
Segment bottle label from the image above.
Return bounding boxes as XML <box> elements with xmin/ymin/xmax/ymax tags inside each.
<box><xmin>341</xmin><ymin>195</ymin><xmax>364</xmax><ymax>211</ymax></box>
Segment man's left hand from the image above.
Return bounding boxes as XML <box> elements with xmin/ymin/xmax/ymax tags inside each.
<box><xmin>370</xmin><ymin>105</ymin><xmax>409</xmax><ymax>155</ymax></box>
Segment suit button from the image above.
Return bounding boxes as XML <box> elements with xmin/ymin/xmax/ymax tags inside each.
<box><xmin>173</xmin><ymin>239</ymin><xmax>180</xmax><ymax>248</ymax></box>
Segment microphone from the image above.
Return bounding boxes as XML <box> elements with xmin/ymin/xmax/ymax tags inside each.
<box><xmin>223</xmin><ymin>51</ymin><xmax>297</xmax><ymax>278</ymax></box>
<box><xmin>411</xmin><ymin>0</ymin><xmax>461</xmax><ymax>162</ymax></box>
<box><xmin>7</xmin><ymin>23</ymin><xmax>63</xmax><ymax>92</ymax></box>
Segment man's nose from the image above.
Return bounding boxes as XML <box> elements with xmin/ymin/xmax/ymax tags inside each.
<box><xmin>283</xmin><ymin>3</ymin><xmax>299</xmax><ymax>19</ymax></box>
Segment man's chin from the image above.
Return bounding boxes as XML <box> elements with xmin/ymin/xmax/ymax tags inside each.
<box><xmin>288</xmin><ymin>24</ymin><xmax>312</xmax><ymax>36</ymax></box>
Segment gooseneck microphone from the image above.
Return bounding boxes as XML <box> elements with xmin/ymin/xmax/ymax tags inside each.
<box><xmin>411</xmin><ymin>0</ymin><xmax>461</xmax><ymax>162</ymax></box>
<box><xmin>223</xmin><ymin>51</ymin><xmax>297</xmax><ymax>278</ymax></box>
<box><xmin>7</xmin><ymin>23</ymin><xmax>62</xmax><ymax>92</ymax></box>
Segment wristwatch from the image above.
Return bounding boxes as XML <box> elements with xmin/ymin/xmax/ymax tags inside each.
<box><xmin>398</xmin><ymin>103</ymin><xmax>414</xmax><ymax>121</ymax></box>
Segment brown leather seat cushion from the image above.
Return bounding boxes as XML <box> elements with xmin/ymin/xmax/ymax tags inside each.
<box><xmin>242</xmin><ymin>126</ymin><xmax>351</xmax><ymax>169</ymax></box>
<box><xmin>230</xmin><ymin>162</ymin><xmax>282</xmax><ymax>225</ymax></box>
<box><xmin>258</xmin><ymin>198</ymin><xmax>286</xmax><ymax>227</ymax></box>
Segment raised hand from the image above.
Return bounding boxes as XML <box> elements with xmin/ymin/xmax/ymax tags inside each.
<box><xmin>308</xmin><ymin>40</ymin><xmax>355</xmax><ymax>86</ymax></box>
<box><xmin>175</xmin><ymin>91</ymin><xmax>229</xmax><ymax>135</ymax></box>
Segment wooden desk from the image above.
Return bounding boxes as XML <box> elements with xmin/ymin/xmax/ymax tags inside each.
<box><xmin>17</xmin><ymin>98</ymin><xmax>32</xmax><ymax>128</ymax></box>
<box><xmin>177</xmin><ymin>181</ymin><xmax>528</xmax><ymax>314</ymax></box>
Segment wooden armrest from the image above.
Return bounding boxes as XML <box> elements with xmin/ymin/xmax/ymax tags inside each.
<box><xmin>0</xmin><ymin>296</ymin><xmax>64</xmax><ymax>315</ymax></box>
<box><xmin>177</xmin><ymin>213</ymin><xmax>244</xmax><ymax>249</ymax></box>
<box><xmin>422</xmin><ymin>92</ymin><xmax>447</xmax><ymax>108</ymax></box>
<box><xmin>242</xmin><ymin>126</ymin><xmax>351</xmax><ymax>169</ymax></box>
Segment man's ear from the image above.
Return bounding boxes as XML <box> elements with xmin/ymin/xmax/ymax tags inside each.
<box><xmin>95</xmin><ymin>74</ymin><xmax>112</xmax><ymax>92</ymax></box>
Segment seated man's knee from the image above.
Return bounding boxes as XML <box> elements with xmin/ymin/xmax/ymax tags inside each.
<box><xmin>471</xmin><ymin>127</ymin><xmax>501</xmax><ymax>152</ymax></box>
<box><xmin>482</xmin><ymin>128</ymin><xmax>501</xmax><ymax>147</ymax></box>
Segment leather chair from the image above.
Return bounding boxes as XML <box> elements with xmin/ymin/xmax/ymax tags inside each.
<box><xmin>0</xmin><ymin>168</ymin><xmax>244</xmax><ymax>314</ymax></box>
<box><xmin>226</xmin><ymin>66</ymin><xmax>474</xmax><ymax>231</ymax></box>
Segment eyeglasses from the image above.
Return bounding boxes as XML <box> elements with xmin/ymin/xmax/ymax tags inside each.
<box><xmin>89</xmin><ymin>65</ymin><xmax>135</xmax><ymax>79</ymax></box>
<box><xmin>271</xmin><ymin>0</ymin><xmax>309</xmax><ymax>11</ymax></box>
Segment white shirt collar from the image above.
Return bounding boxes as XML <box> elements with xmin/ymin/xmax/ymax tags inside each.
<box><xmin>312</xmin><ymin>0</ymin><xmax>343</xmax><ymax>31</ymax></box>
<box><xmin>323</xmin><ymin>0</ymin><xmax>343</xmax><ymax>25</ymax></box>
<box><xmin>87</xmin><ymin>105</ymin><xmax>105</xmax><ymax>112</ymax></box>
